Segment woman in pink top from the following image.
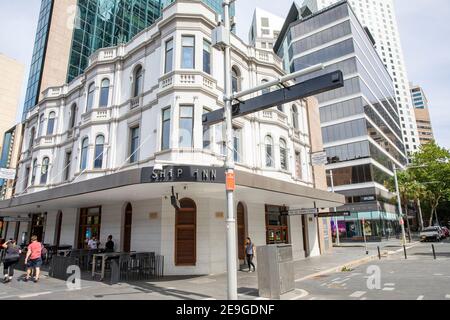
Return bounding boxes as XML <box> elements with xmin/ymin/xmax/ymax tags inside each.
<box><xmin>24</xmin><ymin>235</ymin><xmax>42</xmax><ymax>283</ymax></box>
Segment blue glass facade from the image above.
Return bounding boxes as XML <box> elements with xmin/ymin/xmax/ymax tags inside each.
<box><xmin>22</xmin><ymin>0</ymin><xmax>53</xmax><ymax>120</ymax></box>
<box><xmin>0</xmin><ymin>130</ymin><xmax>14</xmax><ymax>197</ymax></box>
<box><xmin>23</xmin><ymin>0</ymin><xmax>231</xmax><ymax>118</ymax></box>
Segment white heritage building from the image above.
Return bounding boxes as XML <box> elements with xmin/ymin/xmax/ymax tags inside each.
<box><xmin>0</xmin><ymin>0</ymin><xmax>343</xmax><ymax>275</ymax></box>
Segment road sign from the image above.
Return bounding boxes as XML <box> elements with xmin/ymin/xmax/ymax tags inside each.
<box><xmin>281</xmin><ymin>208</ymin><xmax>319</xmax><ymax>216</ymax></box>
<box><xmin>311</xmin><ymin>151</ymin><xmax>328</xmax><ymax>166</ymax></box>
<box><xmin>316</xmin><ymin>211</ymin><xmax>351</xmax><ymax>218</ymax></box>
<box><xmin>0</xmin><ymin>168</ymin><xmax>16</xmax><ymax>180</ymax></box>
<box><xmin>226</xmin><ymin>172</ymin><xmax>235</xmax><ymax>191</ymax></box>
<box><xmin>202</xmin><ymin>71</ymin><xmax>344</xmax><ymax>127</ymax></box>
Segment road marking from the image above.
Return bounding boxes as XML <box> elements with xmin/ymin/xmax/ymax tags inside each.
<box><xmin>203</xmin><ymin>298</ymin><xmax>216</xmax><ymax>300</ymax></box>
<box><xmin>349</xmin><ymin>291</ymin><xmax>366</xmax><ymax>298</ymax></box>
<box><xmin>289</xmin><ymin>289</ymin><xmax>309</xmax><ymax>300</ymax></box>
<box><xmin>360</xmin><ymin>297</ymin><xmax>367</xmax><ymax>300</ymax></box>
<box><xmin>255</xmin><ymin>297</ymin><xmax>269</xmax><ymax>300</ymax></box>
<box><xmin>19</xmin><ymin>291</ymin><xmax>52</xmax><ymax>298</ymax></box>
<box><xmin>417</xmin><ymin>295</ymin><xmax>424</xmax><ymax>300</ymax></box>
<box><xmin>445</xmin><ymin>294</ymin><xmax>450</xmax><ymax>299</ymax></box>
<box><xmin>433</xmin><ymin>274</ymin><xmax>443</xmax><ymax>276</ymax></box>
<box><xmin>331</xmin><ymin>277</ymin><xmax>341</xmax><ymax>282</ymax></box>
<box><xmin>382</xmin><ymin>287</ymin><xmax>395</xmax><ymax>291</ymax></box>
<box><xmin>320</xmin><ymin>282</ymin><xmax>328</xmax><ymax>287</ymax></box>
<box><xmin>308</xmin><ymin>297</ymin><xmax>317</xmax><ymax>300</ymax></box>
<box><xmin>384</xmin><ymin>283</ymin><xmax>395</xmax><ymax>286</ymax></box>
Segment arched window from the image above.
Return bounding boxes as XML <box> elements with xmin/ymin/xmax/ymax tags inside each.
<box><xmin>280</xmin><ymin>139</ymin><xmax>288</xmax><ymax>170</ymax></box>
<box><xmin>31</xmin><ymin>159</ymin><xmax>38</xmax><ymax>185</ymax></box>
<box><xmin>69</xmin><ymin>104</ymin><xmax>77</xmax><ymax>129</ymax></box>
<box><xmin>29</xmin><ymin>127</ymin><xmax>36</xmax><ymax>149</ymax></box>
<box><xmin>94</xmin><ymin>135</ymin><xmax>104</xmax><ymax>169</ymax></box>
<box><xmin>291</xmin><ymin>105</ymin><xmax>299</xmax><ymax>130</ymax></box>
<box><xmin>175</xmin><ymin>198</ymin><xmax>197</xmax><ymax>266</ymax></box>
<box><xmin>232</xmin><ymin>67</ymin><xmax>241</xmax><ymax>93</ymax></box>
<box><xmin>86</xmin><ymin>83</ymin><xmax>95</xmax><ymax>111</ymax></box>
<box><xmin>40</xmin><ymin>157</ymin><xmax>49</xmax><ymax>185</ymax></box>
<box><xmin>123</xmin><ymin>203</ymin><xmax>132</xmax><ymax>252</ymax></box>
<box><xmin>80</xmin><ymin>138</ymin><xmax>89</xmax><ymax>170</ymax></box>
<box><xmin>47</xmin><ymin>112</ymin><xmax>56</xmax><ymax>135</ymax></box>
<box><xmin>133</xmin><ymin>65</ymin><xmax>143</xmax><ymax>97</ymax></box>
<box><xmin>261</xmin><ymin>79</ymin><xmax>270</xmax><ymax>94</ymax></box>
<box><xmin>38</xmin><ymin>114</ymin><xmax>45</xmax><ymax>137</ymax></box>
<box><xmin>265</xmin><ymin>136</ymin><xmax>274</xmax><ymax>167</ymax></box>
<box><xmin>99</xmin><ymin>79</ymin><xmax>110</xmax><ymax>107</ymax></box>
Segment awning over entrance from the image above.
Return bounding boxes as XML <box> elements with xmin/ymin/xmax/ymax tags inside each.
<box><xmin>0</xmin><ymin>166</ymin><xmax>344</xmax><ymax>214</ymax></box>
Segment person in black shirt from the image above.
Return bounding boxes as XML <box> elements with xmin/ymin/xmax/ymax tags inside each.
<box><xmin>105</xmin><ymin>235</ymin><xmax>115</xmax><ymax>253</ymax></box>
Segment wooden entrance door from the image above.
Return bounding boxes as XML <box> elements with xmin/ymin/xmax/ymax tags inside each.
<box><xmin>123</xmin><ymin>203</ymin><xmax>132</xmax><ymax>252</ymax></box>
<box><xmin>175</xmin><ymin>199</ymin><xmax>196</xmax><ymax>266</ymax></box>
<box><xmin>237</xmin><ymin>202</ymin><xmax>246</xmax><ymax>260</ymax></box>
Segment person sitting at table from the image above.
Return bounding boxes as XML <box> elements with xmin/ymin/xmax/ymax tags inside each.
<box><xmin>105</xmin><ymin>235</ymin><xmax>115</xmax><ymax>253</ymax></box>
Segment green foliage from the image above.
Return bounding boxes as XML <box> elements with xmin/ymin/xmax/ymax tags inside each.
<box><xmin>387</xmin><ymin>142</ymin><xmax>450</xmax><ymax>225</ymax></box>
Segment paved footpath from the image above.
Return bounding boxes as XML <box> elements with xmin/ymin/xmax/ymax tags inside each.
<box><xmin>0</xmin><ymin>239</ymin><xmax>442</xmax><ymax>300</ymax></box>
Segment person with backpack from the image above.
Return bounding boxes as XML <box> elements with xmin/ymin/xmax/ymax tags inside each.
<box><xmin>24</xmin><ymin>235</ymin><xmax>42</xmax><ymax>283</ymax></box>
<box><xmin>2</xmin><ymin>239</ymin><xmax>22</xmax><ymax>283</ymax></box>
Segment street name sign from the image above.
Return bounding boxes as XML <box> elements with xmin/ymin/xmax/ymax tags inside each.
<box><xmin>202</xmin><ymin>71</ymin><xmax>344</xmax><ymax>127</ymax></box>
<box><xmin>281</xmin><ymin>208</ymin><xmax>319</xmax><ymax>216</ymax></box>
<box><xmin>311</xmin><ymin>151</ymin><xmax>328</xmax><ymax>166</ymax></box>
<box><xmin>0</xmin><ymin>168</ymin><xmax>16</xmax><ymax>180</ymax></box>
<box><xmin>316</xmin><ymin>211</ymin><xmax>351</xmax><ymax>218</ymax></box>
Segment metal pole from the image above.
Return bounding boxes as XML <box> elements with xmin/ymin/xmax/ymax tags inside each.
<box><xmin>329</xmin><ymin>170</ymin><xmax>340</xmax><ymax>246</ymax></box>
<box><xmin>393</xmin><ymin>165</ymin><xmax>407</xmax><ymax>245</ymax></box>
<box><xmin>223</xmin><ymin>0</ymin><xmax>238</xmax><ymax>301</ymax></box>
<box><xmin>417</xmin><ymin>198</ymin><xmax>424</xmax><ymax>231</ymax></box>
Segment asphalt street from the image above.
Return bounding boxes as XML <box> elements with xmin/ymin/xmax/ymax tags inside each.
<box><xmin>0</xmin><ymin>239</ymin><xmax>449</xmax><ymax>300</ymax></box>
<box><xmin>295</xmin><ymin>239</ymin><xmax>450</xmax><ymax>300</ymax></box>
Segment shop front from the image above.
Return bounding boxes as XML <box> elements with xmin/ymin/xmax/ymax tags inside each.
<box><xmin>0</xmin><ymin>166</ymin><xmax>344</xmax><ymax>275</ymax></box>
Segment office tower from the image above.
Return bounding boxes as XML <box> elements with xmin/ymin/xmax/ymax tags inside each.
<box><xmin>275</xmin><ymin>1</ymin><xmax>407</xmax><ymax>240</ymax></box>
<box><xmin>0</xmin><ymin>124</ymin><xmax>24</xmax><ymax>200</ymax></box>
<box><xmin>248</xmin><ymin>8</ymin><xmax>285</xmax><ymax>51</ymax></box>
<box><xmin>0</xmin><ymin>53</ymin><xmax>24</xmax><ymax>154</ymax></box>
<box><xmin>22</xmin><ymin>0</ymin><xmax>232</xmax><ymax>119</ymax></box>
<box><xmin>0</xmin><ymin>1</ymin><xmax>342</xmax><ymax>270</ymax></box>
<box><xmin>305</xmin><ymin>0</ymin><xmax>420</xmax><ymax>159</ymax></box>
<box><xmin>410</xmin><ymin>84</ymin><xmax>434</xmax><ymax>145</ymax></box>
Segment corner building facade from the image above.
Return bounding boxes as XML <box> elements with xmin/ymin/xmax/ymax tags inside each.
<box><xmin>275</xmin><ymin>1</ymin><xmax>407</xmax><ymax>241</ymax></box>
<box><xmin>0</xmin><ymin>1</ymin><xmax>342</xmax><ymax>275</ymax></box>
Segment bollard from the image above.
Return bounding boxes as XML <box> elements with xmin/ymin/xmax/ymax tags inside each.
<box><xmin>403</xmin><ymin>245</ymin><xmax>407</xmax><ymax>259</ymax></box>
<box><xmin>432</xmin><ymin>244</ymin><xmax>436</xmax><ymax>260</ymax></box>
<box><xmin>377</xmin><ymin>246</ymin><xmax>381</xmax><ymax>260</ymax></box>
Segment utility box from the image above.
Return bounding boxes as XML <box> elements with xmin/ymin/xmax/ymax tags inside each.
<box><xmin>256</xmin><ymin>244</ymin><xmax>295</xmax><ymax>299</ymax></box>
<box><xmin>211</xmin><ymin>25</ymin><xmax>230</xmax><ymax>50</ymax></box>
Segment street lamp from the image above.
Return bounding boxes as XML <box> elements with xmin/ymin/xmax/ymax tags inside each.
<box><xmin>393</xmin><ymin>165</ymin><xmax>408</xmax><ymax>245</ymax></box>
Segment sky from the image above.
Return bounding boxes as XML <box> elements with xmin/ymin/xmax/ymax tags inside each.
<box><xmin>0</xmin><ymin>0</ymin><xmax>448</xmax><ymax>148</ymax></box>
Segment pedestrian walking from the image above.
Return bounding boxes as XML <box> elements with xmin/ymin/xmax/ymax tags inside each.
<box><xmin>244</xmin><ymin>237</ymin><xmax>256</xmax><ymax>273</ymax></box>
<box><xmin>24</xmin><ymin>235</ymin><xmax>42</xmax><ymax>283</ymax></box>
<box><xmin>2</xmin><ymin>239</ymin><xmax>21</xmax><ymax>283</ymax></box>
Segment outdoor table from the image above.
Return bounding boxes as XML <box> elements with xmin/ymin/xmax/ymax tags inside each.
<box><xmin>91</xmin><ymin>252</ymin><xmax>121</xmax><ymax>281</ymax></box>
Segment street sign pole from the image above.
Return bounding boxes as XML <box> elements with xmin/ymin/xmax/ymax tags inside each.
<box><xmin>329</xmin><ymin>169</ymin><xmax>340</xmax><ymax>246</ymax></box>
<box><xmin>223</xmin><ymin>0</ymin><xmax>238</xmax><ymax>301</ymax></box>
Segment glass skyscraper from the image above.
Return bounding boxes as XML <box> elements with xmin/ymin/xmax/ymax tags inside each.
<box><xmin>275</xmin><ymin>1</ymin><xmax>407</xmax><ymax>240</ymax></box>
<box><xmin>23</xmin><ymin>0</ymin><xmax>233</xmax><ymax>118</ymax></box>
<box><xmin>22</xmin><ymin>0</ymin><xmax>53</xmax><ymax>119</ymax></box>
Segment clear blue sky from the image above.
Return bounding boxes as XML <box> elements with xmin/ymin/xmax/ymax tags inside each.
<box><xmin>0</xmin><ymin>0</ymin><xmax>448</xmax><ymax>148</ymax></box>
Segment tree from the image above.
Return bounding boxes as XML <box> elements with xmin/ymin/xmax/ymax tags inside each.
<box><xmin>410</xmin><ymin>142</ymin><xmax>450</xmax><ymax>226</ymax></box>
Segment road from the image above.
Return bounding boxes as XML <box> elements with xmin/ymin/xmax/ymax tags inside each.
<box><xmin>295</xmin><ymin>239</ymin><xmax>450</xmax><ymax>300</ymax></box>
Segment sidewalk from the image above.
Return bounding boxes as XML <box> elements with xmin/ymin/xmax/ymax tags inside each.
<box><xmin>0</xmin><ymin>243</ymin><xmax>418</xmax><ymax>300</ymax></box>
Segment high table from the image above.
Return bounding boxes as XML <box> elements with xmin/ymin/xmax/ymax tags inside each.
<box><xmin>91</xmin><ymin>252</ymin><xmax>122</xmax><ymax>281</ymax></box>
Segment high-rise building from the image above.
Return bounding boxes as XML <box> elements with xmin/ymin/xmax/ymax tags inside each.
<box><xmin>410</xmin><ymin>84</ymin><xmax>434</xmax><ymax>145</ymax></box>
<box><xmin>248</xmin><ymin>8</ymin><xmax>285</xmax><ymax>51</ymax></box>
<box><xmin>305</xmin><ymin>0</ymin><xmax>420</xmax><ymax>159</ymax></box>
<box><xmin>22</xmin><ymin>0</ymin><xmax>233</xmax><ymax>119</ymax></box>
<box><xmin>0</xmin><ymin>0</ymin><xmax>342</xmax><ymax>270</ymax></box>
<box><xmin>0</xmin><ymin>124</ymin><xmax>24</xmax><ymax>200</ymax></box>
<box><xmin>275</xmin><ymin>1</ymin><xmax>407</xmax><ymax>240</ymax></box>
<box><xmin>0</xmin><ymin>53</ymin><xmax>24</xmax><ymax>153</ymax></box>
